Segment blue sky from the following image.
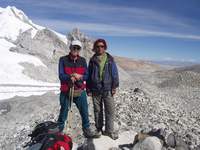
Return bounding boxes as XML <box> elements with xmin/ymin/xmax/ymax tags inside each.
<box><xmin>1</xmin><ymin>0</ymin><xmax>200</xmax><ymax>62</ymax></box>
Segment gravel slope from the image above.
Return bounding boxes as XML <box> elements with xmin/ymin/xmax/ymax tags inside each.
<box><xmin>0</xmin><ymin>69</ymin><xmax>200</xmax><ymax>149</ymax></box>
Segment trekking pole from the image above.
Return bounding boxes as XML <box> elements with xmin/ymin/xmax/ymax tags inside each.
<box><xmin>66</xmin><ymin>84</ymin><xmax>74</xmax><ymax>132</ymax></box>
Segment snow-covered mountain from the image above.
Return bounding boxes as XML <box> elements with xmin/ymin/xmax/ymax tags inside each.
<box><xmin>0</xmin><ymin>6</ymin><xmax>42</xmax><ymax>41</ymax></box>
<box><xmin>0</xmin><ymin>6</ymin><xmax>68</xmax><ymax>100</ymax></box>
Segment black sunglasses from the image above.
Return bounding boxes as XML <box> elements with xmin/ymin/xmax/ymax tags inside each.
<box><xmin>72</xmin><ymin>46</ymin><xmax>81</xmax><ymax>51</ymax></box>
<box><xmin>96</xmin><ymin>45</ymin><xmax>105</xmax><ymax>48</ymax></box>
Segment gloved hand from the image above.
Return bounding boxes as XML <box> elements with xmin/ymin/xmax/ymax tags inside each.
<box><xmin>73</xmin><ymin>73</ymin><xmax>83</xmax><ymax>80</ymax></box>
<box><xmin>70</xmin><ymin>76</ymin><xmax>76</xmax><ymax>83</ymax></box>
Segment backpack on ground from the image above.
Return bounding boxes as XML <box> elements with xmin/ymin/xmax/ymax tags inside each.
<box><xmin>29</xmin><ymin>121</ymin><xmax>60</xmax><ymax>142</ymax></box>
<box><xmin>24</xmin><ymin>121</ymin><xmax>73</xmax><ymax>150</ymax></box>
<box><xmin>40</xmin><ymin>133</ymin><xmax>73</xmax><ymax>150</ymax></box>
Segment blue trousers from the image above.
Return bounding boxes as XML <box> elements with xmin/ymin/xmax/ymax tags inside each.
<box><xmin>57</xmin><ymin>91</ymin><xmax>90</xmax><ymax>131</ymax></box>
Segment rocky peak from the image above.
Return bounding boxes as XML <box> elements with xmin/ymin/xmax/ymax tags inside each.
<box><xmin>67</xmin><ymin>28</ymin><xmax>95</xmax><ymax>61</ymax></box>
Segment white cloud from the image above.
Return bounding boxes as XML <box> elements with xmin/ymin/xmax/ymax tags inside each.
<box><xmin>7</xmin><ymin>0</ymin><xmax>200</xmax><ymax>40</ymax></box>
<box><xmin>34</xmin><ymin>19</ymin><xmax>200</xmax><ymax>40</ymax></box>
<box><xmin>163</xmin><ymin>57</ymin><xmax>198</xmax><ymax>62</ymax></box>
<box><xmin>10</xmin><ymin>0</ymin><xmax>194</xmax><ymax>29</ymax></box>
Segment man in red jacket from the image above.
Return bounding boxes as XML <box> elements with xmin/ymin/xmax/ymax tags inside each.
<box><xmin>57</xmin><ymin>40</ymin><xmax>97</xmax><ymax>138</ymax></box>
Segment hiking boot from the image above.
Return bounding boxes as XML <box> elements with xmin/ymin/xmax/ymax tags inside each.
<box><xmin>102</xmin><ymin>131</ymin><xmax>119</xmax><ymax>140</ymax></box>
<box><xmin>83</xmin><ymin>127</ymin><xmax>101</xmax><ymax>138</ymax></box>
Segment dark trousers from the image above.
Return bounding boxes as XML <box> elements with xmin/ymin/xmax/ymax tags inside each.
<box><xmin>57</xmin><ymin>91</ymin><xmax>90</xmax><ymax>131</ymax></box>
<box><xmin>92</xmin><ymin>91</ymin><xmax>115</xmax><ymax>133</ymax></box>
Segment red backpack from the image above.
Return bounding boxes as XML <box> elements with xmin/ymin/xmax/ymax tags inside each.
<box><xmin>41</xmin><ymin>133</ymin><xmax>73</xmax><ymax>150</ymax></box>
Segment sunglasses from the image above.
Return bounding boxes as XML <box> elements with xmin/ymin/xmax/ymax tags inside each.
<box><xmin>96</xmin><ymin>45</ymin><xmax>105</xmax><ymax>48</ymax></box>
<box><xmin>71</xmin><ymin>46</ymin><xmax>81</xmax><ymax>51</ymax></box>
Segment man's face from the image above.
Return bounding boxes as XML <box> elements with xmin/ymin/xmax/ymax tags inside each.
<box><xmin>96</xmin><ymin>42</ymin><xmax>105</xmax><ymax>55</ymax></box>
<box><xmin>70</xmin><ymin>45</ymin><xmax>81</xmax><ymax>56</ymax></box>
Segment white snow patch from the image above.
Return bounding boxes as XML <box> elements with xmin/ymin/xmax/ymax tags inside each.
<box><xmin>0</xmin><ymin>91</ymin><xmax>44</xmax><ymax>100</ymax></box>
<box><xmin>0</xmin><ymin>86</ymin><xmax>59</xmax><ymax>100</ymax></box>
<box><xmin>51</xmin><ymin>29</ymin><xmax>68</xmax><ymax>45</ymax></box>
<box><xmin>0</xmin><ymin>39</ymin><xmax>60</xmax><ymax>100</ymax></box>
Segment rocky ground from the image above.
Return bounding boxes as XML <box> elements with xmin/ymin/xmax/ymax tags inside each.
<box><xmin>0</xmin><ymin>68</ymin><xmax>200</xmax><ymax>150</ymax></box>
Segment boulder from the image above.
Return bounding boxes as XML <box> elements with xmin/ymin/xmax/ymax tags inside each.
<box><xmin>133</xmin><ymin>136</ymin><xmax>162</xmax><ymax>150</ymax></box>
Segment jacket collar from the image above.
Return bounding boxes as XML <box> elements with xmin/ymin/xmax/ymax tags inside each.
<box><xmin>90</xmin><ymin>52</ymin><xmax>113</xmax><ymax>63</ymax></box>
<box><xmin>67</xmin><ymin>53</ymin><xmax>80</xmax><ymax>62</ymax></box>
